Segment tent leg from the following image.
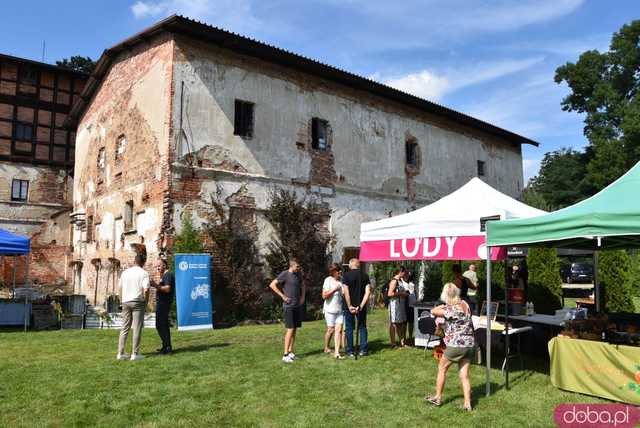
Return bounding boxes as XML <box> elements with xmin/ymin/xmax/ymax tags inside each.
<box><xmin>486</xmin><ymin>246</ymin><xmax>492</xmax><ymax>397</ymax></box>
<box><xmin>593</xmin><ymin>251</ymin><xmax>600</xmax><ymax>313</ymax></box>
<box><xmin>25</xmin><ymin>254</ymin><xmax>30</xmax><ymax>288</ymax></box>
<box><xmin>504</xmin><ymin>260</ymin><xmax>510</xmax><ymax>390</ymax></box>
<box><xmin>12</xmin><ymin>256</ymin><xmax>17</xmax><ymax>299</ymax></box>
<box><xmin>24</xmin><ymin>295</ymin><xmax>28</xmax><ymax>332</ymax></box>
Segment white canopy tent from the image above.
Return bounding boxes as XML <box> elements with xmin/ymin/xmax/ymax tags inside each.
<box><xmin>359</xmin><ymin>177</ymin><xmax>545</xmax><ymax>262</ymax></box>
<box><xmin>359</xmin><ymin>177</ymin><xmax>546</xmax><ymax>395</ymax></box>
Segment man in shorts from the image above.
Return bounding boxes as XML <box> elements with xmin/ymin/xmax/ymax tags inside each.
<box><xmin>269</xmin><ymin>259</ymin><xmax>305</xmax><ymax>363</ymax></box>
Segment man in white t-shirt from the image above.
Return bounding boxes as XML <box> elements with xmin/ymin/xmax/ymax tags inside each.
<box><xmin>117</xmin><ymin>253</ymin><xmax>150</xmax><ymax>361</ymax></box>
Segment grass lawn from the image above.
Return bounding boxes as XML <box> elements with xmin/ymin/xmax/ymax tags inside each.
<box><xmin>0</xmin><ymin>310</ymin><xmax>606</xmax><ymax>427</ymax></box>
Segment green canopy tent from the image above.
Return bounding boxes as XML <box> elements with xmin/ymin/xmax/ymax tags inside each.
<box><xmin>482</xmin><ymin>161</ymin><xmax>640</xmax><ymax>396</ymax></box>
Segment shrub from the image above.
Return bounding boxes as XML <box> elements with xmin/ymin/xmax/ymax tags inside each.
<box><xmin>421</xmin><ymin>262</ymin><xmax>443</xmax><ymax>302</ymax></box>
<box><xmin>264</xmin><ymin>189</ymin><xmax>334</xmax><ymax>313</ymax></box>
<box><xmin>629</xmin><ymin>251</ymin><xmax>640</xmax><ymax>298</ymax></box>
<box><xmin>202</xmin><ymin>192</ymin><xmax>264</xmax><ymax>322</ymax></box>
<box><xmin>527</xmin><ymin>248</ymin><xmax>562</xmax><ymax>315</ymax></box>
<box><xmin>598</xmin><ymin>250</ymin><xmax>635</xmax><ymax>313</ymax></box>
<box><xmin>169</xmin><ymin>216</ymin><xmax>205</xmax><ymax>321</ymax></box>
<box><xmin>171</xmin><ymin>216</ymin><xmax>204</xmax><ymax>269</ymax></box>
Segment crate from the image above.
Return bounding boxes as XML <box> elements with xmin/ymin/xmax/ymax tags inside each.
<box><xmin>60</xmin><ymin>314</ymin><xmax>84</xmax><ymax>329</ymax></box>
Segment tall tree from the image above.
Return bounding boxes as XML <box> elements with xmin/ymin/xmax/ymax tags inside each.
<box><xmin>555</xmin><ymin>20</ymin><xmax>640</xmax><ymax>191</ymax></box>
<box><xmin>526</xmin><ymin>148</ymin><xmax>590</xmax><ymax>209</ymax></box>
<box><xmin>526</xmin><ymin>248</ymin><xmax>562</xmax><ymax>315</ymax></box>
<box><xmin>598</xmin><ymin>250</ymin><xmax>636</xmax><ymax>313</ymax></box>
<box><xmin>56</xmin><ymin>56</ymin><xmax>96</xmax><ymax>74</ymax></box>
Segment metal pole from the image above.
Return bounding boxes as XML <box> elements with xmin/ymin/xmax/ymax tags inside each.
<box><xmin>486</xmin><ymin>245</ymin><xmax>492</xmax><ymax>397</ymax></box>
<box><xmin>25</xmin><ymin>254</ymin><xmax>30</xmax><ymax>288</ymax></box>
<box><xmin>24</xmin><ymin>295</ymin><xmax>28</xmax><ymax>332</ymax></box>
<box><xmin>593</xmin><ymin>251</ymin><xmax>600</xmax><ymax>313</ymax></box>
<box><xmin>12</xmin><ymin>256</ymin><xmax>17</xmax><ymax>299</ymax></box>
<box><xmin>504</xmin><ymin>260</ymin><xmax>510</xmax><ymax>390</ymax></box>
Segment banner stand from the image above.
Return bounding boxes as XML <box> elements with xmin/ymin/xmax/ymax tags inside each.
<box><xmin>175</xmin><ymin>253</ymin><xmax>213</xmax><ymax>331</ymax></box>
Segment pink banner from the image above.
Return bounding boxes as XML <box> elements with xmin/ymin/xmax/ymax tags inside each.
<box><xmin>359</xmin><ymin>236</ymin><xmax>506</xmax><ymax>261</ymax></box>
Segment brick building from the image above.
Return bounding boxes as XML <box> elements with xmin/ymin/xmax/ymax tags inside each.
<box><xmin>0</xmin><ymin>53</ymin><xmax>86</xmax><ymax>293</ymax></box>
<box><xmin>66</xmin><ymin>15</ymin><xmax>538</xmax><ymax>305</ymax></box>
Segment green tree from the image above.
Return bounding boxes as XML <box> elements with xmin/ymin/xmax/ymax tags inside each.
<box><xmin>526</xmin><ymin>248</ymin><xmax>562</xmax><ymax>314</ymax></box>
<box><xmin>56</xmin><ymin>56</ymin><xmax>96</xmax><ymax>74</ymax></box>
<box><xmin>526</xmin><ymin>148</ymin><xmax>591</xmax><ymax>209</ymax></box>
<box><xmin>630</xmin><ymin>251</ymin><xmax>640</xmax><ymax>298</ymax></box>
<box><xmin>520</xmin><ymin>186</ymin><xmax>551</xmax><ymax>211</ymax></box>
<box><xmin>555</xmin><ymin>20</ymin><xmax>640</xmax><ymax>191</ymax></box>
<box><xmin>168</xmin><ymin>215</ymin><xmax>204</xmax><ymax>321</ymax></box>
<box><xmin>598</xmin><ymin>250</ymin><xmax>635</xmax><ymax>313</ymax></box>
<box><xmin>172</xmin><ymin>215</ymin><xmax>204</xmax><ymax>258</ymax></box>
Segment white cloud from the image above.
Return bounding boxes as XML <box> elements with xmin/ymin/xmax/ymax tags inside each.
<box><xmin>379</xmin><ymin>57</ymin><xmax>543</xmax><ymax>102</ymax></box>
<box><xmin>384</xmin><ymin>70</ymin><xmax>450</xmax><ymax>101</ymax></box>
<box><xmin>130</xmin><ymin>0</ymin><xmax>261</xmax><ymax>34</ymax></box>
<box><xmin>327</xmin><ymin>0</ymin><xmax>585</xmax><ymax>50</ymax></box>
<box><xmin>131</xmin><ymin>1</ymin><xmax>166</xmax><ymax>18</ymax></box>
<box><xmin>451</xmin><ymin>0</ymin><xmax>585</xmax><ymax>34</ymax></box>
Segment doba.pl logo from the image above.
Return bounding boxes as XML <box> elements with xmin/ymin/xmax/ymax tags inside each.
<box><xmin>554</xmin><ymin>404</ymin><xmax>640</xmax><ymax>427</ymax></box>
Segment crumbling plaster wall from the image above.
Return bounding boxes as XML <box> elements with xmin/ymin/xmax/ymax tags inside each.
<box><xmin>0</xmin><ymin>161</ymin><xmax>73</xmax><ymax>288</ymax></box>
<box><xmin>72</xmin><ymin>34</ymin><xmax>174</xmax><ymax>304</ymax></box>
<box><xmin>169</xmin><ymin>36</ymin><xmax>524</xmax><ymax>261</ymax></box>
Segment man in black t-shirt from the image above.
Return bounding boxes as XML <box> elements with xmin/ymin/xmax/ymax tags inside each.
<box><xmin>152</xmin><ymin>258</ymin><xmax>175</xmax><ymax>354</ymax></box>
<box><xmin>342</xmin><ymin>258</ymin><xmax>372</xmax><ymax>357</ymax></box>
<box><xmin>269</xmin><ymin>259</ymin><xmax>305</xmax><ymax>363</ymax></box>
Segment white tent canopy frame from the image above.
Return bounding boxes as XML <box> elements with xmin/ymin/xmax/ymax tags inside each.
<box><xmin>358</xmin><ymin>177</ymin><xmax>546</xmax><ymax>395</ymax></box>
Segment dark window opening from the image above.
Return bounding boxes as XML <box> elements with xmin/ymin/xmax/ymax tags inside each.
<box><xmin>11</xmin><ymin>179</ymin><xmax>29</xmax><ymax>202</ymax></box>
<box><xmin>15</xmin><ymin>123</ymin><xmax>33</xmax><ymax>141</ymax></box>
<box><xmin>311</xmin><ymin>118</ymin><xmax>328</xmax><ymax>151</ymax></box>
<box><xmin>477</xmin><ymin>160</ymin><xmax>486</xmax><ymax>177</ymax></box>
<box><xmin>86</xmin><ymin>215</ymin><xmax>94</xmax><ymax>242</ymax></box>
<box><xmin>406</xmin><ymin>140</ymin><xmax>418</xmax><ymax>167</ymax></box>
<box><xmin>124</xmin><ymin>200</ymin><xmax>134</xmax><ymax>231</ymax></box>
<box><xmin>18</xmin><ymin>66</ymin><xmax>38</xmax><ymax>84</ymax></box>
<box><xmin>234</xmin><ymin>100</ymin><xmax>254</xmax><ymax>138</ymax></box>
<box><xmin>97</xmin><ymin>147</ymin><xmax>106</xmax><ymax>169</ymax></box>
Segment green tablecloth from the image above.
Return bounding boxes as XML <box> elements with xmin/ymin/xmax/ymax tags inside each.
<box><xmin>548</xmin><ymin>336</ymin><xmax>640</xmax><ymax>404</ymax></box>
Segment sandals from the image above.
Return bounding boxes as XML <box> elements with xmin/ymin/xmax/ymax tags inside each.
<box><xmin>462</xmin><ymin>405</ymin><xmax>473</xmax><ymax>412</ymax></box>
<box><xmin>425</xmin><ymin>396</ymin><xmax>441</xmax><ymax>407</ymax></box>
<box><xmin>334</xmin><ymin>354</ymin><xmax>345</xmax><ymax>360</ymax></box>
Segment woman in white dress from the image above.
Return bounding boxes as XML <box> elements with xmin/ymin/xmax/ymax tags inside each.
<box><xmin>322</xmin><ymin>263</ymin><xmax>346</xmax><ymax>359</ymax></box>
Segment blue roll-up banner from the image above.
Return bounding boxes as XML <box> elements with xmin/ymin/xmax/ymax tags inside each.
<box><xmin>175</xmin><ymin>253</ymin><xmax>213</xmax><ymax>331</ymax></box>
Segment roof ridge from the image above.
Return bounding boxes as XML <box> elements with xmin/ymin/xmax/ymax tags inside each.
<box><xmin>65</xmin><ymin>14</ymin><xmax>539</xmax><ymax>147</ymax></box>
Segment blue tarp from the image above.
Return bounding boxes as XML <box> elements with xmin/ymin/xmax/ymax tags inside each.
<box><xmin>0</xmin><ymin>228</ymin><xmax>30</xmax><ymax>255</ymax></box>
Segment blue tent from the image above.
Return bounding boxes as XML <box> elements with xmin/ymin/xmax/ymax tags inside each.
<box><xmin>0</xmin><ymin>228</ymin><xmax>30</xmax><ymax>255</ymax></box>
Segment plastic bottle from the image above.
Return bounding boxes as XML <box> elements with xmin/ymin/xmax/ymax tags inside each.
<box><xmin>531</xmin><ymin>302</ymin><xmax>535</xmax><ymax>315</ymax></box>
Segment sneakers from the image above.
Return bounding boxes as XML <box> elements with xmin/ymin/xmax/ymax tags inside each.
<box><xmin>358</xmin><ymin>351</ymin><xmax>369</xmax><ymax>357</ymax></box>
<box><xmin>287</xmin><ymin>352</ymin><xmax>297</xmax><ymax>360</ymax></box>
<box><xmin>116</xmin><ymin>353</ymin><xmax>130</xmax><ymax>361</ymax></box>
<box><xmin>130</xmin><ymin>354</ymin><xmax>145</xmax><ymax>361</ymax></box>
<box><xmin>282</xmin><ymin>354</ymin><xmax>294</xmax><ymax>363</ymax></box>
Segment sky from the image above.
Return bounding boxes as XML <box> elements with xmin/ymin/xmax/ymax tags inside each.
<box><xmin>2</xmin><ymin>0</ymin><xmax>639</xmax><ymax>182</ymax></box>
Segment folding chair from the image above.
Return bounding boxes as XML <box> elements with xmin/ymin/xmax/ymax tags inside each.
<box><xmin>417</xmin><ymin>312</ymin><xmax>437</xmax><ymax>359</ymax></box>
